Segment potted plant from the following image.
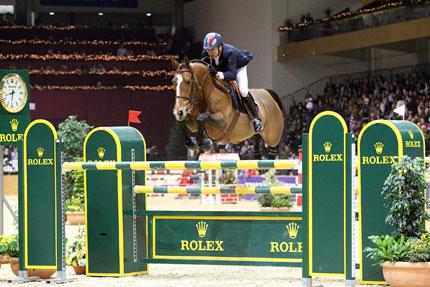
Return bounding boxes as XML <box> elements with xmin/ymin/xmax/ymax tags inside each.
<box><xmin>66</xmin><ymin>226</ymin><xmax>86</xmax><ymax>275</ymax></box>
<box><xmin>1</xmin><ymin>234</ymin><xmax>56</xmax><ymax>279</ymax></box>
<box><xmin>365</xmin><ymin>156</ymin><xmax>430</xmax><ymax>287</ymax></box>
<box><xmin>0</xmin><ymin>234</ymin><xmax>15</xmax><ymax>264</ymax></box>
<box><xmin>64</xmin><ymin>169</ymin><xmax>85</xmax><ymax>225</ymax></box>
<box><xmin>58</xmin><ymin>116</ymin><xmax>92</xmax><ymax>225</ymax></box>
<box><xmin>257</xmin><ymin>169</ymin><xmax>292</xmax><ymax>211</ymax></box>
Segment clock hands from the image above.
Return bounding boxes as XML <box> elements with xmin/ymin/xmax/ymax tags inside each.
<box><xmin>8</xmin><ymin>90</ymin><xmax>15</xmax><ymax>104</ymax></box>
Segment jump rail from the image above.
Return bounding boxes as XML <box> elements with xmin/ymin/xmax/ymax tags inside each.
<box><xmin>133</xmin><ymin>185</ymin><xmax>302</xmax><ymax>194</ymax></box>
<box><xmin>63</xmin><ymin>159</ymin><xmax>299</xmax><ymax>171</ymax></box>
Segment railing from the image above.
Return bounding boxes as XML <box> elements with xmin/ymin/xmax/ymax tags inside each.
<box><xmin>280</xmin><ymin>2</ymin><xmax>430</xmax><ymax>44</ymax></box>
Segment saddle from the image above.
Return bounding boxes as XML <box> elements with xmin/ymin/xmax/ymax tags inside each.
<box><xmin>225</xmin><ymin>80</ymin><xmax>247</xmax><ymax>113</ymax></box>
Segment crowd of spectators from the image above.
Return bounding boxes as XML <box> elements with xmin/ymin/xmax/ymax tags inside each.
<box><xmin>285</xmin><ymin>71</ymin><xmax>430</xmax><ymax>156</ymax></box>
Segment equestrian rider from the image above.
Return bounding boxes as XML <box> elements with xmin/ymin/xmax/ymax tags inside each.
<box><xmin>201</xmin><ymin>32</ymin><xmax>263</xmax><ymax>132</ymax></box>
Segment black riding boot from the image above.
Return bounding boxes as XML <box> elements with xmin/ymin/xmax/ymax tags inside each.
<box><xmin>245</xmin><ymin>93</ymin><xmax>263</xmax><ymax>132</ymax></box>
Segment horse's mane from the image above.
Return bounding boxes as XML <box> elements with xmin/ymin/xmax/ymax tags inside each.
<box><xmin>181</xmin><ymin>58</ymin><xmax>228</xmax><ymax>93</ymax></box>
<box><xmin>190</xmin><ymin>59</ymin><xmax>209</xmax><ymax>66</ymax></box>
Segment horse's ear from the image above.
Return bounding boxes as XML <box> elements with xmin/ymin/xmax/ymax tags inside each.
<box><xmin>184</xmin><ymin>56</ymin><xmax>190</xmax><ymax>67</ymax></box>
<box><xmin>170</xmin><ymin>57</ymin><xmax>179</xmax><ymax>70</ymax></box>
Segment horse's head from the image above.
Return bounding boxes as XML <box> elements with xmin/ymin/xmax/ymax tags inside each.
<box><xmin>171</xmin><ymin>57</ymin><xmax>207</xmax><ymax>121</ymax></box>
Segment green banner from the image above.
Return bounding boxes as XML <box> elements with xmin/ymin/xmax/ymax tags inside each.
<box><xmin>23</xmin><ymin>120</ymin><xmax>58</xmax><ymax>269</ymax></box>
<box><xmin>308</xmin><ymin>111</ymin><xmax>349</xmax><ymax>277</ymax></box>
<box><xmin>0</xmin><ymin>70</ymin><xmax>30</xmax><ymax>145</ymax></box>
<box><xmin>358</xmin><ymin>120</ymin><xmax>425</xmax><ymax>284</ymax></box>
<box><xmin>151</xmin><ymin>213</ymin><xmax>302</xmax><ymax>264</ymax></box>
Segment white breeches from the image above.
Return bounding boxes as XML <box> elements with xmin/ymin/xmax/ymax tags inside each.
<box><xmin>236</xmin><ymin>66</ymin><xmax>249</xmax><ymax>97</ymax></box>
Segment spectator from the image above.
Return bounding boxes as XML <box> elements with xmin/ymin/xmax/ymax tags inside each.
<box><xmin>117</xmin><ymin>45</ymin><xmax>128</xmax><ymax>56</ymax></box>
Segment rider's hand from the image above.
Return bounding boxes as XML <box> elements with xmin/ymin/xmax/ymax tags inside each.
<box><xmin>208</xmin><ymin>65</ymin><xmax>218</xmax><ymax>75</ymax></box>
<box><xmin>216</xmin><ymin>72</ymin><xmax>224</xmax><ymax>80</ymax></box>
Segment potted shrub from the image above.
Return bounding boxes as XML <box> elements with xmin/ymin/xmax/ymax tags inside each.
<box><xmin>0</xmin><ymin>234</ymin><xmax>15</xmax><ymax>264</ymax></box>
<box><xmin>64</xmin><ymin>169</ymin><xmax>85</xmax><ymax>225</ymax></box>
<box><xmin>65</xmin><ymin>194</ymin><xmax>85</xmax><ymax>225</ymax></box>
<box><xmin>257</xmin><ymin>169</ymin><xmax>292</xmax><ymax>211</ymax></box>
<box><xmin>365</xmin><ymin>156</ymin><xmax>430</xmax><ymax>287</ymax></box>
<box><xmin>2</xmin><ymin>234</ymin><xmax>55</xmax><ymax>279</ymax></box>
<box><xmin>66</xmin><ymin>226</ymin><xmax>86</xmax><ymax>275</ymax></box>
<box><xmin>58</xmin><ymin>116</ymin><xmax>92</xmax><ymax>225</ymax></box>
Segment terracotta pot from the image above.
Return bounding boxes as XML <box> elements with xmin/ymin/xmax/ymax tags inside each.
<box><xmin>259</xmin><ymin>206</ymin><xmax>291</xmax><ymax>212</ymax></box>
<box><xmin>9</xmin><ymin>258</ymin><xmax>56</xmax><ymax>279</ymax></box>
<box><xmin>381</xmin><ymin>261</ymin><xmax>430</xmax><ymax>287</ymax></box>
<box><xmin>0</xmin><ymin>255</ymin><xmax>11</xmax><ymax>264</ymax></box>
<box><xmin>72</xmin><ymin>265</ymin><xmax>86</xmax><ymax>275</ymax></box>
<box><xmin>65</xmin><ymin>211</ymin><xmax>85</xmax><ymax>225</ymax></box>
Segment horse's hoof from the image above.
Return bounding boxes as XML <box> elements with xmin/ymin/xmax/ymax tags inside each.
<box><xmin>200</xmin><ymin>138</ymin><xmax>213</xmax><ymax>152</ymax></box>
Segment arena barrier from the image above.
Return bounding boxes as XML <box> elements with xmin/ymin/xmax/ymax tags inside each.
<box><xmin>22</xmin><ymin>110</ymin><xmax>421</xmax><ymax>286</ymax></box>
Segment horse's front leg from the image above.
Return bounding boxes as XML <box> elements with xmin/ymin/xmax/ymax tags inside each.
<box><xmin>267</xmin><ymin>146</ymin><xmax>278</xmax><ymax>160</ymax></box>
<box><xmin>196</xmin><ymin>113</ymin><xmax>213</xmax><ymax>152</ymax></box>
<box><xmin>183</xmin><ymin>120</ymin><xmax>199</xmax><ymax>151</ymax></box>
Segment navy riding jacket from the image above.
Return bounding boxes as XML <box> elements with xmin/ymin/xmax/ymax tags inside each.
<box><xmin>202</xmin><ymin>44</ymin><xmax>253</xmax><ymax>80</ymax></box>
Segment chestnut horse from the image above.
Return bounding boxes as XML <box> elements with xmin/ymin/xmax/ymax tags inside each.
<box><xmin>171</xmin><ymin>57</ymin><xmax>284</xmax><ymax>159</ymax></box>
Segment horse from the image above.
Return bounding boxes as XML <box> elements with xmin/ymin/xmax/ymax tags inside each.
<box><xmin>171</xmin><ymin>57</ymin><xmax>284</xmax><ymax>159</ymax></box>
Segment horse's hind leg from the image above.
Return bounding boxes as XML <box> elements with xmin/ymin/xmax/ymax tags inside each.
<box><xmin>268</xmin><ymin>146</ymin><xmax>278</xmax><ymax>160</ymax></box>
<box><xmin>252</xmin><ymin>134</ymin><xmax>262</xmax><ymax>159</ymax></box>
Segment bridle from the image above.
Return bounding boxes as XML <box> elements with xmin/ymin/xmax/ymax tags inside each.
<box><xmin>175</xmin><ymin>65</ymin><xmax>212</xmax><ymax>109</ymax></box>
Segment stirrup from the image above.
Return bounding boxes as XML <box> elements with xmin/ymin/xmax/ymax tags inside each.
<box><xmin>252</xmin><ymin>118</ymin><xmax>263</xmax><ymax>132</ymax></box>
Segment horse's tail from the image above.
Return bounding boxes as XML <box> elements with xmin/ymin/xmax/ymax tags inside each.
<box><xmin>265</xmin><ymin>89</ymin><xmax>285</xmax><ymax>115</ymax></box>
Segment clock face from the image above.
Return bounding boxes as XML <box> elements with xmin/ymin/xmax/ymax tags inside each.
<box><xmin>0</xmin><ymin>73</ymin><xmax>28</xmax><ymax>113</ymax></box>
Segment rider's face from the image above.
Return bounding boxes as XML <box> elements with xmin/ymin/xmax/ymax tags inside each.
<box><xmin>207</xmin><ymin>46</ymin><xmax>221</xmax><ymax>58</ymax></box>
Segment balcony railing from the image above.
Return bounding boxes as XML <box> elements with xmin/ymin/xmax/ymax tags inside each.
<box><xmin>280</xmin><ymin>2</ymin><xmax>430</xmax><ymax>44</ymax></box>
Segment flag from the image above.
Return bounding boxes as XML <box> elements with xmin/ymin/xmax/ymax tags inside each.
<box><xmin>128</xmin><ymin>110</ymin><xmax>142</xmax><ymax>126</ymax></box>
<box><xmin>393</xmin><ymin>105</ymin><xmax>406</xmax><ymax>119</ymax></box>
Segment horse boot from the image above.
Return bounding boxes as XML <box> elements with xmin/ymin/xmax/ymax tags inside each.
<box><xmin>197</xmin><ymin>113</ymin><xmax>213</xmax><ymax>152</ymax></box>
<box><xmin>184</xmin><ymin>136</ymin><xmax>199</xmax><ymax>151</ymax></box>
<box><xmin>244</xmin><ymin>93</ymin><xmax>263</xmax><ymax>132</ymax></box>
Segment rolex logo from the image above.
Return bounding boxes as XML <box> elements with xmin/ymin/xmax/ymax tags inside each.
<box><xmin>374</xmin><ymin>142</ymin><xmax>384</xmax><ymax>155</ymax></box>
<box><xmin>323</xmin><ymin>141</ymin><xmax>332</xmax><ymax>153</ymax></box>
<box><xmin>408</xmin><ymin>131</ymin><xmax>414</xmax><ymax>140</ymax></box>
<box><xmin>36</xmin><ymin>147</ymin><xmax>44</xmax><ymax>158</ymax></box>
<box><xmin>286</xmin><ymin>222</ymin><xmax>299</xmax><ymax>239</ymax></box>
<box><xmin>97</xmin><ymin>147</ymin><xmax>106</xmax><ymax>159</ymax></box>
<box><xmin>196</xmin><ymin>221</ymin><xmax>208</xmax><ymax>238</ymax></box>
<box><xmin>10</xmin><ymin>119</ymin><xmax>19</xmax><ymax>132</ymax></box>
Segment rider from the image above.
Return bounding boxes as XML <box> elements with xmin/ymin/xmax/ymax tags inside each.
<box><xmin>201</xmin><ymin>32</ymin><xmax>263</xmax><ymax>132</ymax></box>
